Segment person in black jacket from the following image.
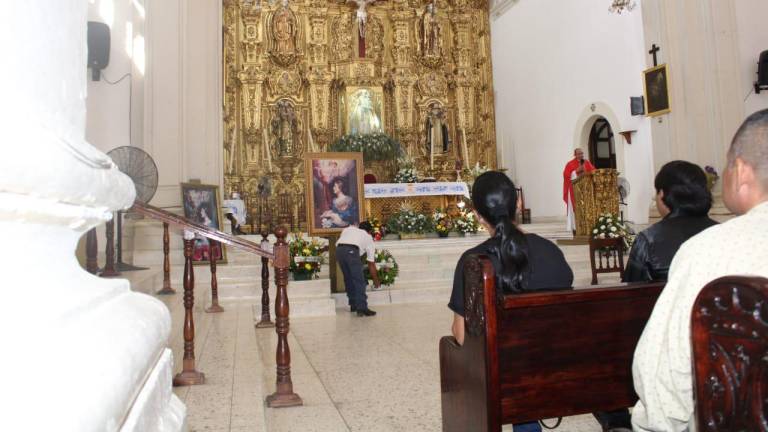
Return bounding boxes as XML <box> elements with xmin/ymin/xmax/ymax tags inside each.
<box><xmin>623</xmin><ymin>161</ymin><xmax>718</xmax><ymax>283</ymax></box>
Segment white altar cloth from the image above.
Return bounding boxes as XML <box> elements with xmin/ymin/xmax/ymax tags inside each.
<box><xmin>364</xmin><ymin>182</ymin><xmax>470</xmax><ymax>199</ymax></box>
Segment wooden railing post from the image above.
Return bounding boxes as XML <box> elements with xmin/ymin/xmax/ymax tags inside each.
<box><xmin>255</xmin><ymin>230</ymin><xmax>275</xmax><ymax>328</ymax></box>
<box><xmin>173</xmin><ymin>230</ymin><xmax>205</xmax><ymax>386</ymax></box>
<box><xmin>205</xmin><ymin>239</ymin><xmax>224</xmax><ymax>313</ymax></box>
<box><xmin>266</xmin><ymin>226</ymin><xmax>302</xmax><ymax>408</ymax></box>
<box><xmin>86</xmin><ymin>228</ymin><xmax>99</xmax><ymax>274</ymax></box>
<box><xmin>157</xmin><ymin>222</ymin><xmax>175</xmax><ymax>295</ymax></box>
<box><xmin>100</xmin><ymin>218</ymin><xmax>120</xmax><ymax>277</ymax></box>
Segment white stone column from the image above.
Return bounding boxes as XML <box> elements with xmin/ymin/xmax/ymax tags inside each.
<box><xmin>0</xmin><ymin>2</ymin><xmax>185</xmax><ymax>431</ymax></box>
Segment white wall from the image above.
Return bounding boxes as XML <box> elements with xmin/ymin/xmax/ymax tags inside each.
<box><xmin>491</xmin><ymin>1</ymin><xmax>654</xmax><ymax>224</ymax></box>
<box><xmin>734</xmin><ymin>0</ymin><xmax>768</xmax><ymax>117</ymax></box>
<box><xmin>87</xmin><ymin>0</ymin><xmax>223</xmax><ymax>208</ymax></box>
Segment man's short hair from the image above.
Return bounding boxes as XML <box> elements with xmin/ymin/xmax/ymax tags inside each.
<box><xmin>358</xmin><ymin>221</ymin><xmax>373</xmax><ymax>234</ymax></box>
<box><xmin>728</xmin><ymin>108</ymin><xmax>768</xmax><ymax>189</ymax></box>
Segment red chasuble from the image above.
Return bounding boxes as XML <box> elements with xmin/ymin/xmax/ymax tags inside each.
<box><xmin>562</xmin><ymin>158</ymin><xmax>596</xmax><ymax>205</ymax></box>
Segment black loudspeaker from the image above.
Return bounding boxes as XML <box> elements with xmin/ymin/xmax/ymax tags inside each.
<box><xmin>630</xmin><ymin>96</ymin><xmax>645</xmax><ymax>116</ymax></box>
<box><xmin>87</xmin><ymin>21</ymin><xmax>110</xmax><ymax>81</ymax></box>
<box><xmin>756</xmin><ymin>50</ymin><xmax>768</xmax><ymax>94</ymax></box>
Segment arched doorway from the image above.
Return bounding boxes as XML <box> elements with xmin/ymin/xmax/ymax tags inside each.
<box><xmin>588</xmin><ymin>117</ymin><xmax>617</xmax><ymax>169</ymax></box>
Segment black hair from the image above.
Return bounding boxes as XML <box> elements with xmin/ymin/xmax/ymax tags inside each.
<box><xmin>331</xmin><ymin>176</ymin><xmax>348</xmax><ymax>195</ymax></box>
<box><xmin>471</xmin><ymin>171</ymin><xmax>529</xmax><ymax>293</ymax></box>
<box><xmin>654</xmin><ymin>160</ymin><xmax>712</xmax><ymax>217</ymax></box>
<box><xmin>359</xmin><ymin>221</ymin><xmax>373</xmax><ymax>234</ymax></box>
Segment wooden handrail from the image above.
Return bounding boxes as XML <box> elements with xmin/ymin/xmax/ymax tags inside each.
<box><xmin>131</xmin><ymin>201</ymin><xmax>274</xmax><ymax>260</ymax></box>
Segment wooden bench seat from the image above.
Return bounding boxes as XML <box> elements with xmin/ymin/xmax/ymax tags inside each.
<box><xmin>439</xmin><ymin>254</ymin><xmax>664</xmax><ymax>432</ymax></box>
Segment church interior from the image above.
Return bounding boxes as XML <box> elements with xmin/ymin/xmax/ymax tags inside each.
<box><xmin>3</xmin><ymin>0</ymin><xmax>768</xmax><ymax>431</ymax></box>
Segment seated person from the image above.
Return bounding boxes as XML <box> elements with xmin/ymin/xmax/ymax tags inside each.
<box><xmin>448</xmin><ymin>171</ymin><xmax>573</xmax><ymax>432</ymax></box>
<box><xmin>624</xmin><ymin>161</ymin><xmax>717</xmax><ymax>282</ymax></box>
<box><xmin>632</xmin><ymin>109</ymin><xmax>768</xmax><ymax>431</ymax></box>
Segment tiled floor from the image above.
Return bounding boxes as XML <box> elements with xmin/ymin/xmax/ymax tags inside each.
<box><xmin>167</xmin><ymin>298</ymin><xmax>605</xmax><ymax>432</ymax></box>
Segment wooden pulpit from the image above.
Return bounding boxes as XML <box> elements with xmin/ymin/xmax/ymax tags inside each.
<box><xmin>572</xmin><ymin>169</ymin><xmax>620</xmax><ymax>238</ymax></box>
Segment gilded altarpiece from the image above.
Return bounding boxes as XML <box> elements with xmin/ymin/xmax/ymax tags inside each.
<box><xmin>223</xmin><ymin>0</ymin><xmax>498</xmax><ymax>232</ymax></box>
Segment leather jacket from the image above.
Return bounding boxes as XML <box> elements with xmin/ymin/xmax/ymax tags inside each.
<box><xmin>623</xmin><ymin>213</ymin><xmax>718</xmax><ymax>283</ymax></box>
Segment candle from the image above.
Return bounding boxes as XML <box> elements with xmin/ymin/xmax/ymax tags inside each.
<box><xmin>308</xmin><ymin>127</ymin><xmax>317</xmax><ymax>153</ymax></box>
<box><xmin>430</xmin><ymin>134</ymin><xmax>434</xmax><ymax>171</ymax></box>
<box><xmin>262</xmin><ymin>128</ymin><xmax>273</xmax><ymax>172</ymax></box>
<box><xmin>462</xmin><ymin>129</ymin><xmax>470</xmax><ymax>169</ymax></box>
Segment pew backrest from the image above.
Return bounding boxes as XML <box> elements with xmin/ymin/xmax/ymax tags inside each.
<box><xmin>691</xmin><ymin>276</ymin><xmax>768</xmax><ymax>432</ymax></box>
<box><xmin>440</xmin><ymin>254</ymin><xmax>663</xmax><ymax>432</ymax></box>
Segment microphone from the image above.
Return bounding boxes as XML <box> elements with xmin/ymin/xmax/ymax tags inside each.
<box><xmin>580</xmin><ymin>159</ymin><xmax>585</xmax><ymax>166</ymax></box>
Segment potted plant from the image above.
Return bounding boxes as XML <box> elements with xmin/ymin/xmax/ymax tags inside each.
<box><xmin>362</xmin><ymin>249</ymin><xmax>399</xmax><ymax>288</ymax></box>
<box><xmin>591</xmin><ymin>213</ymin><xmax>634</xmax><ymax>249</ymax></box>
<box><xmin>433</xmin><ymin>208</ymin><xmax>453</xmax><ymax>238</ymax></box>
<box><xmin>289</xmin><ymin>234</ymin><xmax>325</xmax><ymax>281</ymax></box>
<box><xmin>385</xmin><ymin>202</ymin><xmax>431</xmax><ymax>240</ymax></box>
<box><xmin>454</xmin><ymin>207</ymin><xmax>479</xmax><ymax>235</ymax></box>
<box><xmin>393</xmin><ymin>156</ymin><xmax>419</xmax><ymax>183</ymax></box>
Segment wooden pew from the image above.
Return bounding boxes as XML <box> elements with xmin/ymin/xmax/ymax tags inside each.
<box><xmin>439</xmin><ymin>254</ymin><xmax>664</xmax><ymax>432</ymax></box>
<box><xmin>692</xmin><ymin>275</ymin><xmax>768</xmax><ymax>431</ymax></box>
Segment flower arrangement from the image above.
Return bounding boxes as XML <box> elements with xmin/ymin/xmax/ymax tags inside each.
<box><xmin>433</xmin><ymin>208</ymin><xmax>454</xmax><ymax>237</ymax></box>
<box><xmin>454</xmin><ymin>207</ymin><xmax>479</xmax><ymax>234</ymax></box>
<box><xmin>704</xmin><ymin>165</ymin><xmax>719</xmax><ymax>191</ymax></box>
<box><xmin>386</xmin><ymin>202</ymin><xmax>431</xmax><ymax>235</ymax></box>
<box><xmin>329</xmin><ymin>133</ymin><xmax>404</xmax><ymax>162</ymax></box>
<box><xmin>367</xmin><ymin>217</ymin><xmax>386</xmax><ymax>241</ymax></box>
<box><xmin>463</xmin><ymin>162</ymin><xmax>491</xmax><ymax>192</ymax></box>
<box><xmin>393</xmin><ymin>156</ymin><xmax>419</xmax><ymax>183</ymax></box>
<box><xmin>288</xmin><ymin>234</ymin><xmax>325</xmax><ymax>280</ymax></box>
<box><xmin>591</xmin><ymin>213</ymin><xmax>634</xmax><ymax>248</ymax></box>
<box><xmin>361</xmin><ymin>249</ymin><xmax>399</xmax><ymax>287</ymax></box>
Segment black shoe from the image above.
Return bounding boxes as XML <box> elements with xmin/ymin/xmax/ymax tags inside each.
<box><xmin>350</xmin><ymin>307</ymin><xmax>357</xmax><ymax>313</ymax></box>
<box><xmin>356</xmin><ymin>308</ymin><xmax>376</xmax><ymax>317</ymax></box>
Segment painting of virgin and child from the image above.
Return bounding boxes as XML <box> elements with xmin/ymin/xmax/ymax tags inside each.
<box><xmin>180</xmin><ymin>182</ymin><xmax>227</xmax><ymax>264</ymax></box>
<box><xmin>305</xmin><ymin>152</ymin><xmax>365</xmax><ymax>235</ymax></box>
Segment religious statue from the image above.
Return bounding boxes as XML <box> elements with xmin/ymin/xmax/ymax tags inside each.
<box><xmin>272</xmin><ymin>4</ymin><xmax>296</xmax><ymax>55</ymax></box>
<box><xmin>347</xmin><ymin>0</ymin><xmax>377</xmax><ymax>38</ymax></box>
<box><xmin>426</xmin><ymin>102</ymin><xmax>449</xmax><ymax>154</ymax></box>
<box><xmin>421</xmin><ymin>3</ymin><xmax>441</xmax><ymax>57</ymax></box>
<box><xmin>271</xmin><ymin>100</ymin><xmax>298</xmax><ymax>157</ymax></box>
<box><xmin>348</xmin><ymin>89</ymin><xmax>383</xmax><ymax>135</ymax></box>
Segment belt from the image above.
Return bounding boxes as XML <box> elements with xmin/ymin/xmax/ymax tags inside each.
<box><xmin>338</xmin><ymin>243</ymin><xmax>359</xmax><ymax>251</ymax></box>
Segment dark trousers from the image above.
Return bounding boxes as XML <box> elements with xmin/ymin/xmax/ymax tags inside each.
<box><xmin>337</xmin><ymin>245</ymin><xmax>368</xmax><ymax>310</ymax></box>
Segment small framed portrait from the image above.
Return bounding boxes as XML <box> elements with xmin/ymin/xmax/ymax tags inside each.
<box><xmin>643</xmin><ymin>64</ymin><xmax>671</xmax><ymax>117</ymax></box>
<box><xmin>304</xmin><ymin>152</ymin><xmax>365</xmax><ymax>236</ymax></box>
<box><xmin>343</xmin><ymin>86</ymin><xmax>385</xmax><ymax>135</ymax></box>
<box><xmin>180</xmin><ymin>182</ymin><xmax>227</xmax><ymax>264</ymax></box>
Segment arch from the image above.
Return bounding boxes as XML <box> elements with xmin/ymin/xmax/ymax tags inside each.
<box><xmin>573</xmin><ymin>102</ymin><xmax>626</xmax><ymax>176</ymax></box>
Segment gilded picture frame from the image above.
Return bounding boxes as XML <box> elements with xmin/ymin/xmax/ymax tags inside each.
<box><xmin>304</xmin><ymin>152</ymin><xmax>365</xmax><ymax>236</ymax></box>
<box><xmin>343</xmin><ymin>86</ymin><xmax>385</xmax><ymax>135</ymax></box>
<box><xmin>643</xmin><ymin>64</ymin><xmax>671</xmax><ymax>117</ymax></box>
<box><xmin>180</xmin><ymin>182</ymin><xmax>228</xmax><ymax>265</ymax></box>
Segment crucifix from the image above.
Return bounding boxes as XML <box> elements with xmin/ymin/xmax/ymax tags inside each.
<box><xmin>649</xmin><ymin>44</ymin><xmax>660</xmax><ymax>66</ymax></box>
<box><xmin>347</xmin><ymin>0</ymin><xmax>377</xmax><ymax>58</ymax></box>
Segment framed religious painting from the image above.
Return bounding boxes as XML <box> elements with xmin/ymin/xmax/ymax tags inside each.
<box><xmin>304</xmin><ymin>152</ymin><xmax>365</xmax><ymax>236</ymax></box>
<box><xmin>342</xmin><ymin>86</ymin><xmax>385</xmax><ymax>135</ymax></box>
<box><xmin>643</xmin><ymin>64</ymin><xmax>671</xmax><ymax>117</ymax></box>
<box><xmin>180</xmin><ymin>182</ymin><xmax>227</xmax><ymax>264</ymax></box>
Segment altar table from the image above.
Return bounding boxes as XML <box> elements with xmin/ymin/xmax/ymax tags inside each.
<box><xmin>363</xmin><ymin>182</ymin><xmax>470</xmax><ymax>222</ymax></box>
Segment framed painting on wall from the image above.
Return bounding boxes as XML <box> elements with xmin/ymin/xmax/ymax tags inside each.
<box><xmin>643</xmin><ymin>64</ymin><xmax>671</xmax><ymax>117</ymax></box>
<box><xmin>304</xmin><ymin>152</ymin><xmax>365</xmax><ymax>236</ymax></box>
<box><xmin>180</xmin><ymin>182</ymin><xmax>227</xmax><ymax>264</ymax></box>
<box><xmin>343</xmin><ymin>86</ymin><xmax>385</xmax><ymax>135</ymax></box>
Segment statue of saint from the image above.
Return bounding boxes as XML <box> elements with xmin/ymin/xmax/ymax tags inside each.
<box><xmin>271</xmin><ymin>100</ymin><xmax>297</xmax><ymax>156</ymax></box>
<box><xmin>272</xmin><ymin>6</ymin><xmax>296</xmax><ymax>55</ymax></box>
<box><xmin>421</xmin><ymin>3</ymin><xmax>441</xmax><ymax>57</ymax></box>
<box><xmin>348</xmin><ymin>89</ymin><xmax>382</xmax><ymax>135</ymax></box>
<box><xmin>426</xmin><ymin>103</ymin><xmax>449</xmax><ymax>154</ymax></box>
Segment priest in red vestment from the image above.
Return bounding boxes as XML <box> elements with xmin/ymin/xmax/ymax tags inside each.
<box><xmin>563</xmin><ymin>148</ymin><xmax>596</xmax><ymax>232</ymax></box>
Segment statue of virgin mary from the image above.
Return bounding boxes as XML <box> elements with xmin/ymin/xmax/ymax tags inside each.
<box><xmin>348</xmin><ymin>89</ymin><xmax>382</xmax><ymax>135</ymax></box>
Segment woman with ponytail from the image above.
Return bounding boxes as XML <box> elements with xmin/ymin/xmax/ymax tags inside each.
<box><xmin>447</xmin><ymin>171</ymin><xmax>573</xmax><ymax>432</ymax></box>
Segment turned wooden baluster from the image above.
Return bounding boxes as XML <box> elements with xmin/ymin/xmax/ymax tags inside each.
<box><xmin>157</xmin><ymin>222</ymin><xmax>176</xmax><ymax>295</ymax></box>
<box><xmin>266</xmin><ymin>226</ymin><xmax>302</xmax><ymax>408</ymax></box>
<box><xmin>85</xmin><ymin>228</ymin><xmax>99</xmax><ymax>274</ymax></box>
<box><xmin>173</xmin><ymin>231</ymin><xmax>205</xmax><ymax>386</ymax></box>
<box><xmin>255</xmin><ymin>230</ymin><xmax>275</xmax><ymax>328</ymax></box>
<box><xmin>206</xmin><ymin>239</ymin><xmax>224</xmax><ymax>313</ymax></box>
<box><xmin>100</xmin><ymin>218</ymin><xmax>120</xmax><ymax>277</ymax></box>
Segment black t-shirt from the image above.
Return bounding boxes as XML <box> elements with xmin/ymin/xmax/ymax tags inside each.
<box><xmin>448</xmin><ymin>233</ymin><xmax>574</xmax><ymax>316</ymax></box>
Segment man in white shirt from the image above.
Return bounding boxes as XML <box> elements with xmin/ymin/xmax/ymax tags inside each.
<box><xmin>336</xmin><ymin>221</ymin><xmax>381</xmax><ymax>316</ymax></box>
<box><xmin>632</xmin><ymin>108</ymin><xmax>768</xmax><ymax>431</ymax></box>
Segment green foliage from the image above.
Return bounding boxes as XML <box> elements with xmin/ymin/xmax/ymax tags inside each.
<box><xmin>385</xmin><ymin>204</ymin><xmax>432</xmax><ymax>234</ymax></box>
<box><xmin>288</xmin><ymin>234</ymin><xmax>325</xmax><ymax>277</ymax></box>
<box><xmin>329</xmin><ymin>133</ymin><xmax>404</xmax><ymax>161</ymax></box>
<box><xmin>361</xmin><ymin>249</ymin><xmax>399</xmax><ymax>286</ymax></box>
<box><xmin>454</xmin><ymin>208</ymin><xmax>479</xmax><ymax>234</ymax></box>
